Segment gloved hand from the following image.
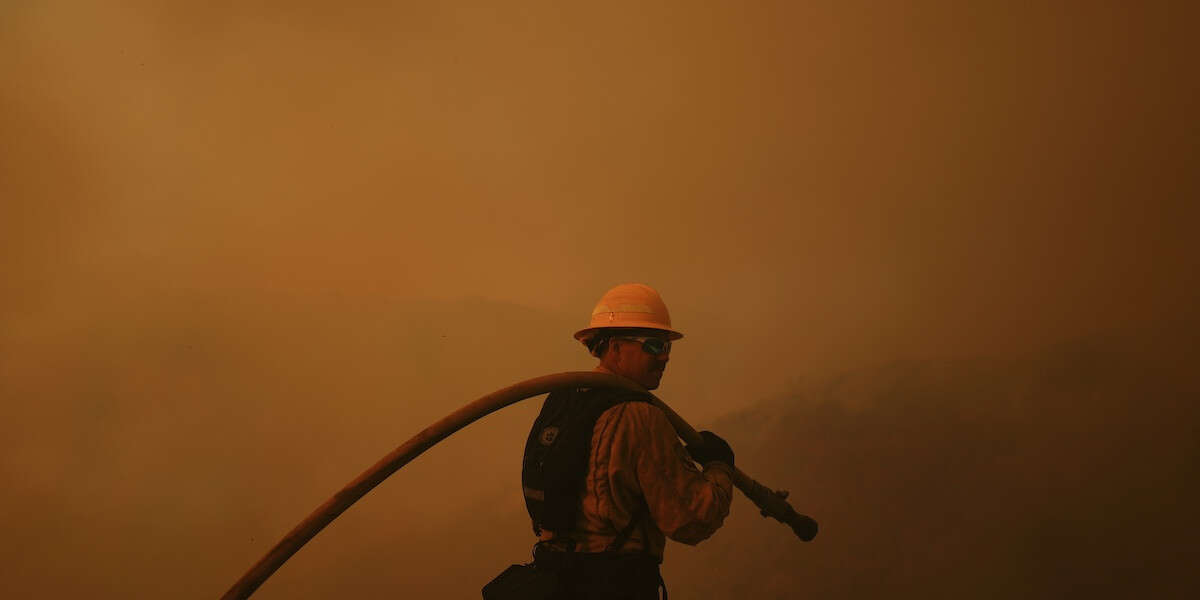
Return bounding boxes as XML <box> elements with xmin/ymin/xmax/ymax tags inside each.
<box><xmin>686</xmin><ymin>430</ymin><xmax>735</xmax><ymax>468</ymax></box>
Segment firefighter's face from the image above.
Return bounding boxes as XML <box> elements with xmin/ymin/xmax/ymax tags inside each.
<box><xmin>608</xmin><ymin>336</ymin><xmax>671</xmax><ymax>390</ymax></box>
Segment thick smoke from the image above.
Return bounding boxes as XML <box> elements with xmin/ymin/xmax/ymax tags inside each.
<box><xmin>1</xmin><ymin>1</ymin><xmax>1196</xmax><ymax>598</ymax></box>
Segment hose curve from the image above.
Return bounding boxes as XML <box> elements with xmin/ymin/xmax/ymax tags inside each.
<box><xmin>221</xmin><ymin>371</ymin><xmax>815</xmax><ymax>599</ymax></box>
<box><xmin>221</xmin><ymin>372</ymin><xmax>645</xmax><ymax>599</ymax></box>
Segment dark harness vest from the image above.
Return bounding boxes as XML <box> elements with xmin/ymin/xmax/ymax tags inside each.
<box><xmin>483</xmin><ymin>387</ymin><xmax>666</xmax><ymax>600</ymax></box>
<box><xmin>522</xmin><ymin>386</ymin><xmax>653</xmax><ymax>545</ymax></box>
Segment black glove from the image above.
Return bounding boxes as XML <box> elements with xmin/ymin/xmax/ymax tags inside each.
<box><xmin>686</xmin><ymin>430</ymin><xmax>735</xmax><ymax>468</ymax></box>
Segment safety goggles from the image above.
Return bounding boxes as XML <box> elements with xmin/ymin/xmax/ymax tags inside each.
<box><xmin>614</xmin><ymin>335</ymin><xmax>672</xmax><ymax>356</ymax></box>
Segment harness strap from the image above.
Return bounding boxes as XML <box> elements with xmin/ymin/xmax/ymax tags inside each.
<box><xmin>605</xmin><ymin>499</ymin><xmax>650</xmax><ymax>553</ymax></box>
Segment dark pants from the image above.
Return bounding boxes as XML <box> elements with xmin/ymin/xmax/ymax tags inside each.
<box><xmin>537</xmin><ymin>550</ymin><xmax>664</xmax><ymax>600</ymax></box>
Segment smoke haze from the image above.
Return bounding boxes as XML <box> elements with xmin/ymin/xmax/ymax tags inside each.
<box><xmin>2</xmin><ymin>1</ymin><xmax>1196</xmax><ymax>597</ymax></box>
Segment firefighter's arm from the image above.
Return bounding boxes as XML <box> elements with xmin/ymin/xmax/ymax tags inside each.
<box><xmin>624</xmin><ymin>403</ymin><xmax>733</xmax><ymax>545</ymax></box>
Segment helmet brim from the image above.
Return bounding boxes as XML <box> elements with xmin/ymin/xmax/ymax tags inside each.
<box><xmin>574</xmin><ymin>323</ymin><xmax>684</xmax><ymax>342</ymax></box>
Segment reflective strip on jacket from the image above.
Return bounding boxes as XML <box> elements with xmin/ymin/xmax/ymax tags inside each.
<box><xmin>536</xmin><ymin>400</ymin><xmax>733</xmax><ymax>559</ymax></box>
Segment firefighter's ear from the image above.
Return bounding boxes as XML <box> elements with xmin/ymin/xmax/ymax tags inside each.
<box><xmin>598</xmin><ymin>337</ymin><xmax>620</xmax><ymax>361</ymax></box>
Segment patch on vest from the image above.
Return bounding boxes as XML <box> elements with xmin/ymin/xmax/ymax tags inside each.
<box><xmin>539</xmin><ymin>426</ymin><xmax>560</xmax><ymax>446</ymax></box>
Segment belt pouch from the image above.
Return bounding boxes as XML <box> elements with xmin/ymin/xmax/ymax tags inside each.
<box><xmin>481</xmin><ymin>563</ymin><xmax>560</xmax><ymax>600</ymax></box>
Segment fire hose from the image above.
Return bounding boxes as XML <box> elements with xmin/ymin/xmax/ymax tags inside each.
<box><xmin>221</xmin><ymin>371</ymin><xmax>818</xmax><ymax>599</ymax></box>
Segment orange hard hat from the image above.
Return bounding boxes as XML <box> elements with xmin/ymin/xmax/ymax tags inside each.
<box><xmin>573</xmin><ymin>283</ymin><xmax>684</xmax><ymax>350</ymax></box>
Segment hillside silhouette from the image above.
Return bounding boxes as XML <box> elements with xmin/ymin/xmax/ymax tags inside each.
<box><xmin>4</xmin><ymin>281</ymin><xmax>1195</xmax><ymax>599</ymax></box>
<box><xmin>664</xmin><ymin>337</ymin><xmax>1199</xmax><ymax>598</ymax></box>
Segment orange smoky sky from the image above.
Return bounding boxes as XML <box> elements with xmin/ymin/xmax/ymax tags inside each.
<box><xmin>1</xmin><ymin>1</ymin><xmax>1197</xmax><ymax>598</ymax></box>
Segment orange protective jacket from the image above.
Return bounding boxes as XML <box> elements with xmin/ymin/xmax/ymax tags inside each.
<box><xmin>536</xmin><ymin>400</ymin><xmax>733</xmax><ymax>559</ymax></box>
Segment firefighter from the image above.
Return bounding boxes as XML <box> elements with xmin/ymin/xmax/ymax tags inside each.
<box><xmin>514</xmin><ymin>283</ymin><xmax>736</xmax><ymax>599</ymax></box>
